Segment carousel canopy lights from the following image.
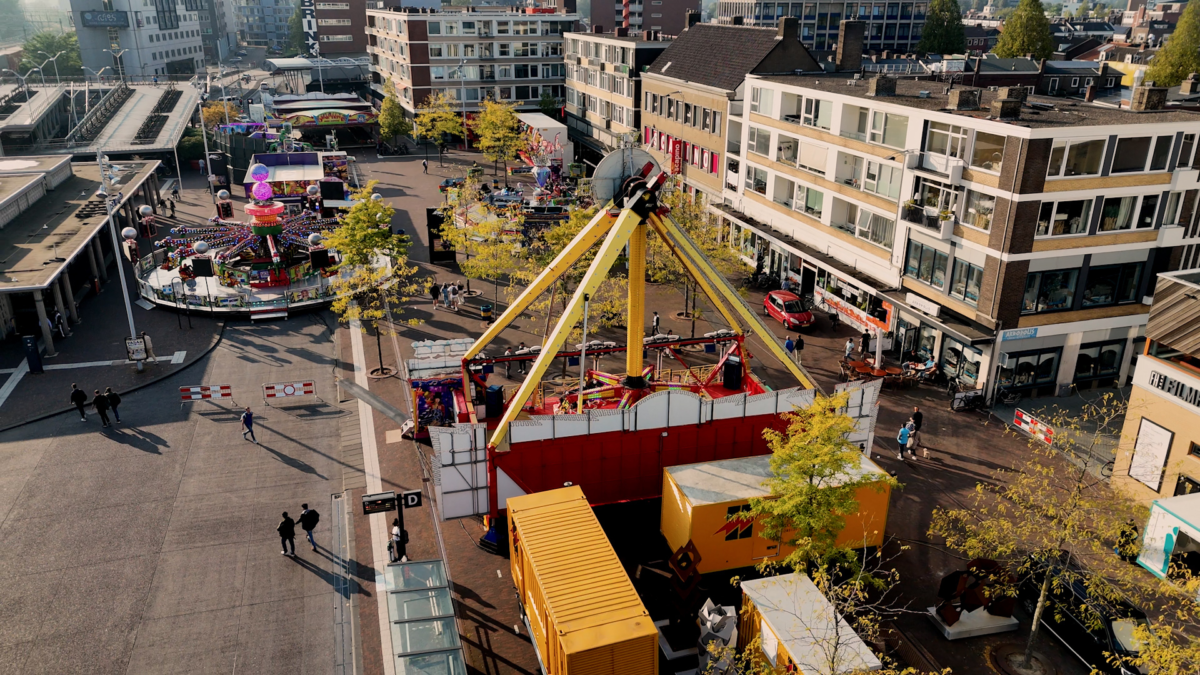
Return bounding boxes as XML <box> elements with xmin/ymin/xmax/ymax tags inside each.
<box><xmin>248</xmin><ymin>163</ymin><xmax>270</xmax><ymax>183</ymax></box>
<box><xmin>251</xmin><ymin>180</ymin><xmax>274</xmax><ymax>202</ymax></box>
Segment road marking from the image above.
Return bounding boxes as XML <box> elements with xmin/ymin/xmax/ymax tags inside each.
<box><xmin>171</xmin><ymin>350</ymin><xmax>186</xmax><ymax>364</ymax></box>
<box><xmin>349</xmin><ymin>318</ymin><xmax>396</xmax><ymax>675</ymax></box>
<box><xmin>44</xmin><ymin>359</ymin><xmax>125</xmax><ymax>370</ymax></box>
<box><xmin>0</xmin><ymin>360</ymin><xmax>29</xmax><ymax>410</ymax></box>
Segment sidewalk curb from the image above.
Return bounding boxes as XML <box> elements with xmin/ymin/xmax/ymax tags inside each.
<box><xmin>0</xmin><ymin>320</ymin><xmax>229</xmax><ymax>434</ymax></box>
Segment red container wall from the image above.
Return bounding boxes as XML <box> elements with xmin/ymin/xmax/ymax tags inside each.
<box><xmin>496</xmin><ymin>415</ymin><xmax>788</xmax><ymax>506</ymax></box>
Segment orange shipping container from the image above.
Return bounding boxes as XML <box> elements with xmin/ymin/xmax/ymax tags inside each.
<box><xmin>508</xmin><ymin>486</ymin><xmax>658</xmax><ymax>675</ymax></box>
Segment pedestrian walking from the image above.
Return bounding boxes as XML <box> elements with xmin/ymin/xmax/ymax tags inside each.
<box><xmin>241</xmin><ymin>407</ymin><xmax>258</xmax><ymax>443</ymax></box>
<box><xmin>277</xmin><ymin>512</ymin><xmax>296</xmax><ymax>557</ymax></box>
<box><xmin>430</xmin><ymin>281</ymin><xmax>441</xmax><ymax>308</ymax></box>
<box><xmin>651</xmin><ymin>311</ymin><xmax>660</xmax><ymax>335</ymax></box>
<box><xmin>171</xmin><ymin>185</ymin><xmax>180</xmax><ymax>201</ymax></box>
<box><xmin>422</xmin><ymin>159</ymin><xmax>428</xmax><ymax>174</ymax></box>
<box><xmin>844</xmin><ymin>338</ymin><xmax>854</xmax><ymax>360</ymax></box>
<box><xmin>784</xmin><ymin>336</ymin><xmax>795</xmax><ymax>361</ymax></box>
<box><xmin>504</xmin><ymin>346</ymin><xmax>513</xmax><ymax>378</ymax></box>
<box><xmin>92</xmin><ymin>389</ymin><xmax>111</xmax><ymax>427</ymax></box>
<box><xmin>105</xmin><ymin>387</ymin><xmax>122</xmax><ymax>424</ymax></box>
<box><xmin>794</xmin><ymin>335</ymin><xmax>804</xmax><ymax>365</ymax></box>
<box><xmin>140</xmin><ymin>331</ymin><xmax>158</xmax><ymax>362</ymax></box>
<box><xmin>168</xmin><ymin>200</ymin><xmax>176</xmax><ymax>218</ymax></box>
<box><xmin>517</xmin><ymin>341</ymin><xmax>528</xmax><ymax>374</ymax></box>
<box><xmin>896</xmin><ymin>424</ymin><xmax>911</xmax><ymax>461</ymax></box>
<box><xmin>390</xmin><ymin>517</ymin><xmax>404</xmax><ymax>563</ymax></box>
<box><xmin>904</xmin><ymin>420</ymin><xmax>917</xmax><ymax>458</ymax></box>
<box><xmin>198</xmin><ymin>158</ymin><xmax>205</xmax><ymax>175</ymax></box>
<box><xmin>910</xmin><ymin>406</ymin><xmax>923</xmax><ymax>450</ymax></box>
<box><xmin>860</xmin><ymin>330</ymin><xmax>871</xmax><ymax>358</ymax></box>
<box><xmin>456</xmin><ymin>281</ymin><xmax>465</xmax><ymax>307</ymax></box>
<box><xmin>448</xmin><ymin>283</ymin><xmax>460</xmax><ymax>312</ymax></box>
<box><xmin>297</xmin><ymin>503</ymin><xmax>320</xmax><ymax>551</ymax></box>
<box><xmin>440</xmin><ymin>283</ymin><xmax>450</xmax><ymax>307</ymax></box>
<box><xmin>70</xmin><ymin>383</ymin><xmax>88</xmax><ymax>422</ymax></box>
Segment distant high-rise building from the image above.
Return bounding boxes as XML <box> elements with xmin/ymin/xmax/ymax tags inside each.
<box><xmin>715</xmin><ymin>1</ymin><xmax>927</xmax><ymax>53</ymax></box>
<box><xmin>72</xmin><ymin>0</ymin><xmax>206</xmax><ymax>78</ymax></box>
<box><xmin>238</xmin><ymin>0</ymin><xmax>291</xmax><ymax>49</ymax></box>
<box><xmin>200</xmin><ymin>0</ymin><xmax>238</xmax><ymax>62</ymax></box>
<box><xmin>590</xmin><ymin>0</ymin><xmax>701</xmax><ymax>36</ymax></box>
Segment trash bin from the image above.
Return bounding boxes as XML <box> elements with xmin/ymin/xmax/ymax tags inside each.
<box><xmin>485</xmin><ymin>385</ymin><xmax>504</xmax><ymax>419</ymax></box>
<box><xmin>481</xmin><ymin>303</ymin><xmax>493</xmax><ymax>322</ymax></box>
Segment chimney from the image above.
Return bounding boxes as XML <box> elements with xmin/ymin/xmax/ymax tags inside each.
<box><xmin>685</xmin><ymin>10</ymin><xmax>700</xmax><ymax>28</ymax></box>
<box><xmin>1131</xmin><ymin>84</ymin><xmax>1169</xmax><ymax>111</ymax></box>
<box><xmin>1085</xmin><ymin>84</ymin><xmax>1097</xmax><ymax>101</ymax></box>
<box><xmin>867</xmin><ymin>75</ymin><xmax>896</xmax><ymax>97</ymax></box>
<box><xmin>593</xmin><ymin>24</ymin><xmax>604</xmax><ymax>33</ymax></box>
<box><xmin>615</xmin><ymin>26</ymin><xmax>628</xmax><ymax>37</ymax></box>
<box><xmin>1182</xmin><ymin>72</ymin><xmax>1200</xmax><ymax>95</ymax></box>
<box><xmin>836</xmin><ymin>20</ymin><xmax>865</xmax><ymax>72</ymax></box>
<box><xmin>948</xmin><ymin>87</ymin><xmax>981</xmax><ymax>110</ymax></box>
<box><xmin>998</xmin><ymin>85</ymin><xmax>1028</xmax><ymax>102</ymax></box>
<box><xmin>777</xmin><ymin>16</ymin><xmax>798</xmax><ymax>42</ymax></box>
<box><xmin>732</xmin><ymin>15</ymin><xmax>744</xmax><ymax>25</ymax></box>
<box><xmin>992</xmin><ymin>98</ymin><xmax>1022</xmax><ymax>119</ymax></box>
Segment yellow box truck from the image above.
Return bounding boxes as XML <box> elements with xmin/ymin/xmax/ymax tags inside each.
<box><xmin>508</xmin><ymin>486</ymin><xmax>658</xmax><ymax>675</ymax></box>
<box><xmin>661</xmin><ymin>455</ymin><xmax>891</xmax><ymax>574</ymax></box>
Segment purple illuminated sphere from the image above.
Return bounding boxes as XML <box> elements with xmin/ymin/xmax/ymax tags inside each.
<box><xmin>251</xmin><ymin>181</ymin><xmax>274</xmax><ymax>201</ymax></box>
<box><xmin>248</xmin><ymin>163</ymin><xmax>270</xmax><ymax>182</ymax></box>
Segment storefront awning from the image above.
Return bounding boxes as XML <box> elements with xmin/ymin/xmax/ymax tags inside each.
<box><xmin>881</xmin><ymin>289</ymin><xmax>995</xmax><ymax>347</ymax></box>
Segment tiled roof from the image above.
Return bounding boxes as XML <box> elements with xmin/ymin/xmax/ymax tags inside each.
<box><xmin>646</xmin><ymin>24</ymin><xmax>788</xmax><ymax>91</ymax></box>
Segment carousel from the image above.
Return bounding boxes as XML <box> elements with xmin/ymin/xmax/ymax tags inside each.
<box><xmin>135</xmin><ymin>163</ymin><xmax>360</xmax><ymax>314</ymax></box>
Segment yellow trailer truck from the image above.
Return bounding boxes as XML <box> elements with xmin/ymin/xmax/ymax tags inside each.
<box><xmin>508</xmin><ymin>486</ymin><xmax>658</xmax><ymax>675</ymax></box>
<box><xmin>660</xmin><ymin>455</ymin><xmax>891</xmax><ymax>574</ymax></box>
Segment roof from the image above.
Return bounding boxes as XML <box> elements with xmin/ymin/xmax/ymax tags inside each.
<box><xmin>975</xmin><ymin>57</ymin><xmax>1041</xmax><ymax>74</ymax></box>
<box><xmin>565</xmin><ymin>30</ymin><xmax>672</xmax><ymax>45</ymax></box>
<box><xmin>741</xmin><ymin>573</ymin><xmax>884</xmax><ymax>675</ymax></box>
<box><xmin>665</xmin><ymin>454</ymin><xmax>887</xmax><ymax>507</ymax></box>
<box><xmin>646</xmin><ymin>23</ymin><xmax>788</xmax><ymax>91</ymax></box>
<box><xmin>241</xmin><ymin>164</ymin><xmax>323</xmax><ymax>183</ymax></box>
<box><xmin>1152</xmin><ymin>493</ymin><xmax>1200</xmax><ymax>530</ymax></box>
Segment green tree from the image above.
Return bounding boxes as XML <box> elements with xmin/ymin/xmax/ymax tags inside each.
<box><xmin>1147</xmin><ymin>0</ymin><xmax>1200</xmax><ymax>86</ymax></box>
<box><xmin>286</xmin><ymin>0</ymin><xmax>306</xmax><ymax>56</ymax></box>
<box><xmin>470</xmin><ymin>99</ymin><xmax>523</xmax><ymax>185</ymax></box>
<box><xmin>538</xmin><ymin>90</ymin><xmax>560</xmax><ymax>119</ymax></box>
<box><xmin>918</xmin><ymin>0</ymin><xmax>967</xmax><ymax>53</ymax></box>
<box><xmin>1074</xmin><ymin>0</ymin><xmax>1090</xmax><ymax>16</ymax></box>
<box><xmin>378</xmin><ymin>79</ymin><xmax>412</xmax><ymax>147</ymax></box>
<box><xmin>415</xmin><ymin>92</ymin><xmax>464</xmax><ymax>165</ymax></box>
<box><xmin>20</xmin><ymin>31</ymin><xmax>83</xmax><ymax>78</ymax></box>
<box><xmin>993</xmin><ymin>0</ymin><xmax>1055</xmax><ymax>59</ymax></box>
<box><xmin>325</xmin><ymin>181</ymin><xmax>426</xmax><ymax>375</ymax></box>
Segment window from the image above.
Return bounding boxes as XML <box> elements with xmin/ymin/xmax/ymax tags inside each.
<box><xmin>747</xmin><ymin>126</ymin><xmax>771</xmax><ymax>156</ymax></box>
<box><xmin>1099</xmin><ymin>196</ymin><xmax>1137</xmax><ymax>232</ymax></box>
<box><xmin>1074</xmin><ymin>339</ymin><xmax>1125</xmax><ymax>381</ymax></box>
<box><xmin>857</xmin><ymin>210</ymin><xmax>895</xmax><ymax>249</ymax></box>
<box><xmin>1082</xmin><ymin>262</ymin><xmax>1143</xmax><ymax>308</ymax></box>
<box><xmin>905</xmin><ymin>240</ymin><xmax>948</xmax><ymax>288</ymax></box>
<box><xmin>1164</xmin><ymin>191</ymin><xmax>1184</xmax><ymax>226</ymax></box>
<box><xmin>724</xmin><ymin>505</ymin><xmax>752</xmax><ymax>540</ymax></box>
<box><xmin>777</xmin><ymin>134</ymin><xmax>798</xmax><ymax>164</ymax></box>
<box><xmin>869</xmin><ymin>111</ymin><xmax>908</xmax><ymax>148</ymax></box>
<box><xmin>971</xmin><ymin>131</ymin><xmax>1005</xmax><ymax>172</ymax></box>
<box><xmin>1111</xmin><ymin>136</ymin><xmax>1174</xmax><ymax>173</ymax></box>
<box><xmin>840</xmin><ymin>104</ymin><xmax>869</xmax><ymax>141</ymax></box>
<box><xmin>942</xmin><ymin>337</ymin><xmax>983</xmax><ymax>385</ymax></box>
<box><xmin>926</xmin><ymin>121</ymin><xmax>967</xmax><ymax>159</ymax></box>
<box><xmin>750</xmin><ymin>86</ymin><xmax>773</xmax><ymax>114</ymax></box>
<box><xmin>746</xmin><ymin>166</ymin><xmax>767</xmax><ymax>194</ymax></box>
<box><xmin>1046</xmin><ymin>138</ymin><xmax>1105</xmax><ymax>177</ymax></box>
<box><xmin>772</xmin><ymin>175</ymin><xmax>795</xmax><ymax>208</ymax></box>
<box><xmin>318</xmin><ymin>18</ymin><xmax>352</xmax><ymax>25</ymax></box>
<box><xmin>796</xmin><ymin>141</ymin><xmax>828</xmax><ymax>175</ymax></box>
<box><xmin>1022</xmin><ymin>269</ymin><xmax>1079</xmax><ymax>314</ymax></box>
<box><xmin>963</xmin><ymin>190</ymin><xmax>995</xmax><ymax>231</ymax></box>
<box><xmin>950</xmin><ymin>259</ymin><xmax>983</xmax><ymax>305</ymax></box>
<box><xmin>1181</xmin><ymin>133</ymin><xmax>1197</xmax><ymax>168</ymax></box>
<box><xmin>998</xmin><ymin>347</ymin><xmax>1061</xmax><ymax>388</ymax></box>
<box><xmin>702</xmin><ymin>108</ymin><xmax>712</xmax><ymax>132</ymax></box>
<box><xmin>863</xmin><ymin>161</ymin><xmax>900</xmax><ymax>199</ymax></box>
<box><xmin>795</xmin><ymin>184</ymin><xmax>824</xmax><ymax>218</ymax></box>
<box><xmin>1036</xmin><ymin>200</ymin><xmax>1093</xmax><ymax>237</ymax></box>
<box><xmin>427</xmin><ymin>21</ymin><xmax>441</xmax><ymax>34</ymax></box>
<box><xmin>803</xmin><ymin>98</ymin><xmax>831</xmax><ymax>130</ymax></box>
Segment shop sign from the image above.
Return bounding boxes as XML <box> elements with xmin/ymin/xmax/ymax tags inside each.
<box><xmin>1002</xmin><ymin>327</ymin><xmax>1039</xmax><ymax>341</ymax></box>
<box><xmin>906</xmin><ymin>292</ymin><xmax>941</xmax><ymax>317</ymax></box>
<box><xmin>1148</xmin><ymin>370</ymin><xmax>1200</xmax><ymax>410</ymax></box>
<box><xmin>670</xmin><ymin>139</ymin><xmax>683</xmax><ymax>174</ymax></box>
<box><xmin>80</xmin><ymin>10</ymin><xmax>129</xmax><ymax>27</ymax></box>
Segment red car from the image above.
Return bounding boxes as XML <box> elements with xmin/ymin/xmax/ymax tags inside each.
<box><xmin>763</xmin><ymin>290</ymin><xmax>815</xmax><ymax>330</ymax></box>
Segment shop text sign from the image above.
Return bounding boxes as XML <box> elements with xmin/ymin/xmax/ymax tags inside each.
<box><xmin>1002</xmin><ymin>327</ymin><xmax>1039</xmax><ymax>341</ymax></box>
<box><xmin>1148</xmin><ymin>370</ymin><xmax>1200</xmax><ymax>409</ymax></box>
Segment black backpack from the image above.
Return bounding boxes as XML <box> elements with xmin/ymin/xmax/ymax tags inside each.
<box><xmin>304</xmin><ymin>509</ymin><xmax>320</xmax><ymax>529</ymax></box>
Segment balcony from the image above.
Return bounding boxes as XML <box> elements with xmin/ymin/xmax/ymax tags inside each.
<box><xmin>902</xmin><ymin>204</ymin><xmax>955</xmax><ymax>239</ymax></box>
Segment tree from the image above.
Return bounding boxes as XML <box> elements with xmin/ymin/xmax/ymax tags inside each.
<box><xmin>287</xmin><ymin>0</ymin><xmax>306</xmax><ymax>56</ymax></box>
<box><xmin>929</xmin><ymin>393</ymin><xmax>1147</xmax><ymax>672</ymax></box>
<box><xmin>470</xmin><ymin>100</ymin><xmax>523</xmax><ymax>185</ymax></box>
<box><xmin>415</xmin><ymin>92</ymin><xmax>464</xmax><ymax>166</ymax></box>
<box><xmin>325</xmin><ymin>181</ymin><xmax>426</xmax><ymax>375</ymax></box>
<box><xmin>918</xmin><ymin>0</ymin><xmax>967</xmax><ymax>54</ymax></box>
<box><xmin>378</xmin><ymin>79</ymin><xmax>412</xmax><ymax>147</ymax></box>
<box><xmin>1147</xmin><ymin>0</ymin><xmax>1200</xmax><ymax>86</ymax></box>
<box><xmin>201</xmin><ymin>102</ymin><xmax>240</xmax><ymax>131</ymax></box>
<box><xmin>993</xmin><ymin>0</ymin><xmax>1055</xmax><ymax>59</ymax></box>
<box><xmin>1074</xmin><ymin>0</ymin><xmax>1090</xmax><ymax>16</ymax></box>
<box><xmin>19</xmin><ymin>32</ymin><xmax>83</xmax><ymax>78</ymax></box>
<box><xmin>538</xmin><ymin>90</ymin><xmax>560</xmax><ymax>119</ymax></box>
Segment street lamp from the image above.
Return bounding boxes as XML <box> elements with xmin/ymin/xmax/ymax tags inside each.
<box><xmin>104</xmin><ymin>49</ymin><xmax>129</xmax><ymax>81</ymax></box>
<box><xmin>38</xmin><ymin>51</ymin><xmax>63</xmax><ymax>84</ymax></box>
<box><xmin>1</xmin><ymin>68</ymin><xmax>35</xmax><ymax>98</ymax></box>
<box><xmin>82</xmin><ymin>66</ymin><xmax>112</xmax><ymax>84</ymax></box>
<box><xmin>97</xmin><ymin>154</ymin><xmax>144</xmax><ymax>373</ymax></box>
<box><xmin>311</xmin><ymin>44</ymin><xmax>324</xmax><ymax>94</ymax></box>
<box><xmin>458</xmin><ymin>58</ymin><xmax>468</xmax><ymax>150</ymax></box>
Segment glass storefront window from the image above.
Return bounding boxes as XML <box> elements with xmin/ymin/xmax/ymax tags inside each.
<box><xmin>917</xmin><ymin>324</ymin><xmax>937</xmax><ymax>360</ymax></box>
<box><xmin>1074</xmin><ymin>339</ymin><xmax>1125</xmax><ymax>381</ymax></box>
<box><xmin>1022</xmin><ymin>269</ymin><xmax>1079</xmax><ymax>314</ymax></box>
<box><xmin>998</xmin><ymin>347</ymin><xmax>1061</xmax><ymax>388</ymax></box>
<box><xmin>941</xmin><ymin>337</ymin><xmax>982</xmax><ymax>385</ymax></box>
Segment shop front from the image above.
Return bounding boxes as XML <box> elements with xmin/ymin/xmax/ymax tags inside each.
<box><xmin>996</xmin><ymin>321</ymin><xmax>1143</xmax><ymax>399</ymax></box>
<box><xmin>885</xmin><ymin>290</ymin><xmax>994</xmax><ymax>390</ymax></box>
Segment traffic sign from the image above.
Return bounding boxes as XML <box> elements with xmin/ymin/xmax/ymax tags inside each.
<box><xmin>401</xmin><ymin>490</ymin><xmax>422</xmax><ymax>509</ymax></box>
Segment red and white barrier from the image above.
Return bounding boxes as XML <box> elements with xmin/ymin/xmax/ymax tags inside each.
<box><xmin>263</xmin><ymin>381</ymin><xmax>316</xmax><ymax>404</ymax></box>
<box><xmin>1013</xmin><ymin>409</ymin><xmax>1054</xmax><ymax>445</ymax></box>
<box><xmin>180</xmin><ymin>384</ymin><xmax>233</xmax><ymax>401</ymax></box>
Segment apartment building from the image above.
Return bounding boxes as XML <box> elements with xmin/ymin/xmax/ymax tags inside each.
<box><xmin>563</xmin><ymin>27</ymin><xmax>669</xmax><ymax>165</ymax></box>
<box><xmin>717</xmin><ymin>70</ymin><xmax>1200</xmax><ymax>400</ymax></box>
<box><xmin>313</xmin><ymin>0</ymin><xmax>368</xmax><ymax>54</ymax></box>
<box><xmin>73</xmin><ymin>0</ymin><xmax>207</xmax><ymax>77</ymax></box>
<box><xmin>640</xmin><ymin>17</ymin><xmax>819</xmax><ymax>200</ymax></box>
<box><xmin>589</xmin><ymin>0</ymin><xmax>700</xmax><ymax>36</ymax></box>
<box><xmin>366</xmin><ymin>6</ymin><xmax>578</xmax><ymax>121</ymax></box>
<box><xmin>199</xmin><ymin>0</ymin><xmax>236</xmax><ymax>63</ymax></box>
<box><xmin>715</xmin><ymin>1</ymin><xmax>926</xmax><ymax>53</ymax></box>
<box><xmin>238</xmin><ymin>0</ymin><xmax>291</xmax><ymax>48</ymax></box>
<box><xmin>1114</xmin><ymin>270</ymin><xmax>1200</xmax><ymax>501</ymax></box>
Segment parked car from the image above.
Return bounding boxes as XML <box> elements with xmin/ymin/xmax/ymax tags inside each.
<box><xmin>763</xmin><ymin>290</ymin><xmax>815</xmax><ymax>330</ymax></box>
<box><xmin>1018</xmin><ymin>562</ymin><xmax>1149</xmax><ymax>675</ymax></box>
<box><xmin>439</xmin><ymin>177</ymin><xmax>464</xmax><ymax>192</ymax></box>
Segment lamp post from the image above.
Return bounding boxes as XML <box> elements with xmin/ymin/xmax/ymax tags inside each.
<box><xmin>1</xmin><ymin>68</ymin><xmax>34</xmax><ymax>98</ymax></box>
<box><xmin>104</xmin><ymin>48</ymin><xmax>129</xmax><ymax>81</ymax></box>
<box><xmin>38</xmin><ymin>51</ymin><xmax>63</xmax><ymax>84</ymax></box>
<box><xmin>82</xmin><ymin>66</ymin><xmax>111</xmax><ymax>84</ymax></box>
<box><xmin>97</xmin><ymin>153</ymin><xmax>144</xmax><ymax>373</ymax></box>
<box><xmin>311</xmin><ymin>44</ymin><xmax>324</xmax><ymax>94</ymax></box>
<box><xmin>458</xmin><ymin>57</ymin><xmax>468</xmax><ymax>150</ymax></box>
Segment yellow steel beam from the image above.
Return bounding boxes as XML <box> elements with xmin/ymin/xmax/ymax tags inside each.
<box><xmin>652</xmin><ymin>213</ymin><xmax>815</xmax><ymax>390</ymax></box>
<box><xmin>487</xmin><ymin>208</ymin><xmax>644</xmax><ymax>450</ymax></box>
<box><xmin>463</xmin><ymin>208</ymin><xmax>618</xmax><ymax>361</ymax></box>
<box><xmin>646</xmin><ymin>214</ymin><xmax>742</xmax><ymax>332</ymax></box>
<box><xmin>625</xmin><ymin>221</ymin><xmax>646</xmax><ymax>378</ymax></box>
